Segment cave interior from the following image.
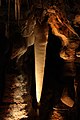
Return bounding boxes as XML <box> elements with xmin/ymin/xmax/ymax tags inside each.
<box><xmin>0</xmin><ymin>0</ymin><xmax>80</xmax><ymax>120</ymax></box>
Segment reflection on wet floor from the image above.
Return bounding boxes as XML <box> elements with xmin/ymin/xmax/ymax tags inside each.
<box><xmin>50</xmin><ymin>104</ymin><xmax>77</xmax><ymax>120</ymax></box>
<box><xmin>0</xmin><ymin>73</ymin><xmax>33</xmax><ymax>120</ymax></box>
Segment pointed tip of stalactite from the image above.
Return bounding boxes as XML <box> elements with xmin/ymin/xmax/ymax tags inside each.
<box><xmin>37</xmin><ymin>102</ymin><xmax>41</xmax><ymax>107</ymax></box>
<box><xmin>36</xmin><ymin>96</ymin><xmax>40</xmax><ymax>104</ymax></box>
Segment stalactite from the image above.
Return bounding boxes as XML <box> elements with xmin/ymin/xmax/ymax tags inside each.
<box><xmin>0</xmin><ymin>0</ymin><xmax>1</xmax><ymax>6</ymax></box>
<box><xmin>15</xmin><ymin>0</ymin><xmax>20</xmax><ymax>23</ymax></box>
<box><xmin>15</xmin><ymin>0</ymin><xmax>17</xmax><ymax>20</ymax></box>
<box><xmin>6</xmin><ymin>0</ymin><xmax>10</xmax><ymax>38</ymax></box>
<box><xmin>8</xmin><ymin>0</ymin><xmax>10</xmax><ymax>23</ymax></box>
<box><xmin>17</xmin><ymin>0</ymin><xmax>20</xmax><ymax>23</ymax></box>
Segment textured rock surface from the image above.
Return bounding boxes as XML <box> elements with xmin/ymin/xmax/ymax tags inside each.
<box><xmin>0</xmin><ymin>47</ymin><xmax>36</xmax><ymax>120</ymax></box>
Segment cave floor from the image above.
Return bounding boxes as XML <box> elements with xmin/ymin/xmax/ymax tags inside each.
<box><xmin>0</xmin><ymin>70</ymin><xmax>38</xmax><ymax>120</ymax></box>
<box><xmin>0</xmin><ymin>72</ymin><xmax>79</xmax><ymax>120</ymax></box>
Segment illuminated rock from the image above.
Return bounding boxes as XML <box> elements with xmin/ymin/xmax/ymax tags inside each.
<box><xmin>11</xmin><ymin>5</ymin><xmax>80</xmax><ymax>106</ymax></box>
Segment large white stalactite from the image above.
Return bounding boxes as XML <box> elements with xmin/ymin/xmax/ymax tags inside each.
<box><xmin>20</xmin><ymin>18</ymin><xmax>48</xmax><ymax>103</ymax></box>
<box><xmin>34</xmin><ymin>23</ymin><xmax>48</xmax><ymax>103</ymax></box>
<box><xmin>34</xmin><ymin>42</ymin><xmax>47</xmax><ymax>103</ymax></box>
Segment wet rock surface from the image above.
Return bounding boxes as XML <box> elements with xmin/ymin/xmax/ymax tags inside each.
<box><xmin>0</xmin><ymin>73</ymin><xmax>34</xmax><ymax>120</ymax></box>
<box><xmin>0</xmin><ymin>46</ymin><xmax>36</xmax><ymax>120</ymax></box>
